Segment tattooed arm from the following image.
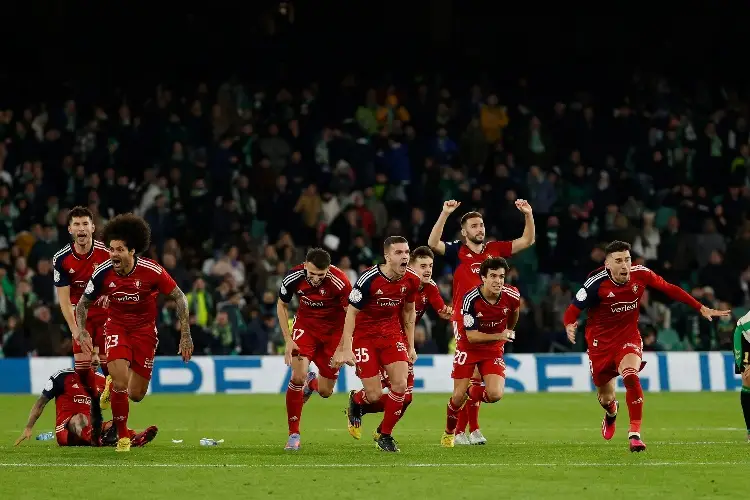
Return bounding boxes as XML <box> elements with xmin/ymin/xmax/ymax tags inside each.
<box><xmin>74</xmin><ymin>295</ymin><xmax>94</xmax><ymax>355</ymax></box>
<box><xmin>168</xmin><ymin>286</ymin><xmax>194</xmax><ymax>361</ymax></box>
<box><xmin>15</xmin><ymin>395</ymin><xmax>51</xmax><ymax>445</ymax></box>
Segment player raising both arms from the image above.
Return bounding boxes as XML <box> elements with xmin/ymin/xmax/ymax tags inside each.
<box><xmin>52</xmin><ymin>206</ymin><xmax>110</xmax><ymax>441</ymax></box>
<box><xmin>76</xmin><ymin>214</ymin><xmax>194</xmax><ymax>452</ymax></box>
<box><xmin>333</xmin><ymin>236</ymin><xmax>421</xmax><ymax>452</ymax></box>
<box><xmin>362</xmin><ymin>246</ymin><xmax>453</xmax><ymax>439</ymax></box>
<box><xmin>14</xmin><ymin>368</ymin><xmax>158</xmax><ymax>448</ymax></box>
<box><xmin>277</xmin><ymin>248</ymin><xmax>352</xmax><ymax>451</ymax></box>
<box><xmin>563</xmin><ymin>241</ymin><xmax>730</xmax><ymax>452</ymax></box>
<box><xmin>441</xmin><ymin>257</ymin><xmax>520</xmax><ymax>447</ymax></box>
<box><xmin>732</xmin><ymin>311</ymin><xmax>750</xmax><ymax>441</ymax></box>
<box><xmin>428</xmin><ymin>199</ymin><xmax>535</xmax><ymax>445</ymax></box>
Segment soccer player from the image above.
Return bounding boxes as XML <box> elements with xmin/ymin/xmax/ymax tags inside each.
<box><xmin>563</xmin><ymin>240</ymin><xmax>730</xmax><ymax>452</ymax></box>
<box><xmin>14</xmin><ymin>368</ymin><xmax>158</xmax><ymax>448</ymax></box>
<box><xmin>75</xmin><ymin>213</ymin><xmax>194</xmax><ymax>452</ymax></box>
<box><xmin>277</xmin><ymin>248</ymin><xmax>352</xmax><ymax>451</ymax></box>
<box><xmin>733</xmin><ymin>311</ymin><xmax>750</xmax><ymax>441</ymax></box>
<box><xmin>428</xmin><ymin>198</ymin><xmax>535</xmax><ymax>445</ymax></box>
<box><xmin>441</xmin><ymin>257</ymin><xmax>520</xmax><ymax>447</ymax></box>
<box><xmin>362</xmin><ymin>246</ymin><xmax>452</xmax><ymax>438</ymax></box>
<box><xmin>332</xmin><ymin>236</ymin><xmax>421</xmax><ymax>452</ymax></box>
<box><xmin>52</xmin><ymin>206</ymin><xmax>111</xmax><ymax>441</ymax></box>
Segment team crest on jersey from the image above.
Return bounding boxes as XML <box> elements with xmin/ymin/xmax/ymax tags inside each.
<box><xmin>632</xmin><ymin>285</ymin><xmax>638</xmax><ymax>293</ymax></box>
<box><xmin>135</xmin><ymin>280</ymin><xmax>141</xmax><ymax>289</ymax></box>
<box><xmin>320</xmin><ymin>289</ymin><xmax>326</xmax><ymax>296</ymax></box>
<box><xmin>503</xmin><ymin>307</ymin><xmax>509</xmax><ymax>314</ymax></box>
<box><xmin>463</xmin><ymin>314</ymin><xmax>475</xmax><ymax>328</ymax></box>
<box><xmin>401</xmin><ymin>286</ymin><xmax>406</xmax><ymax>294</ymax></box>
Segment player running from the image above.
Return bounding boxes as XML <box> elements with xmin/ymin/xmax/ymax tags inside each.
<box><xmin>733</xmin><ymin>310</ymin><xmax>750</xmax><ymax>441</ymax></box>
<box><xmin>441</xmin><ymin>257</ymin><xmax>520</xmax><ymax>447</ymax></box>
<box><xmin>333</xmin><ymin>236</ymin><xmax>421</xmax><ymax>452</ymax></box>
<box><xmin>75</xmin><ymin>213</ymin><xmax>194</xmax><ymax>452</ymax></box>
<box><xmin>14</xmin><ymin>368</ymin><xmax>158</xmax><ymax>448</ymax></box>
<box><xmin>52</xmin><ymin>206</ymin><xmax>111</xmax><ymax>441</ymax></box>
<box><xmin>361</xmin><ymin>246</ymin><xmax>452</xmax><ymax>439</ymax></box>
<box><xmin>428</xmin><ymin>199</ymin><xmax>535</xmax><ymax>445</ymax></box>
<box><xmin>563</xmin><ymin>240</ymin><xmax>730</xmax><ymax>452</ymax></box>
<box><xmin>277</xmin><ymin>248</ymin><xmax>352</xmax><ymax>451</ymax></box>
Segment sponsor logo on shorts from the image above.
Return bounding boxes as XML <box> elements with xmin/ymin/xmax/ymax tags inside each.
<box><xmin>622</xmin><ymin>342</ymin><xmax>643</xmax><ymax>354</ymax></box>
<box><xmin>610</xmin><ymin>299</ymin><xmax>638</xmax><ymax>314</ymax></box>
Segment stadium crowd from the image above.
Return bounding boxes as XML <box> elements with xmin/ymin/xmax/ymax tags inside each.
<box><xmin>0</xmin><ymin>73</ymin><xmax>749</xmax><ymax>358</ymax></box>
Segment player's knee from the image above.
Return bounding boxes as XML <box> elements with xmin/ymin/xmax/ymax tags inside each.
<box><xmin>451</xmin><ymin>390</ymin><xmax>466</xmax><ymax>407</ymax></box>
<box><xmin>389</xmin><ymin>380</ymin><xmax>408</xmax><ymax>394</ymax></box>
<box><xmin>129</xmin><ymin>389</ymin><xmax>146</xmax><ymax>402</ymax></box>
<box><xmin>485</xmin><ymin>388</ymin><xmax>503</xmax><ymax>403</ymax></box>
<box><xmin>365</xmin><ymin>387</ymin><xmax>383</xmax><ymax>402</ymax></box>
<box><xmin>290</xmin><ymin>373</ymin><xmax>306</xmax><ymax>386</ymax></box>
<box><xmin>318</xmin><ymin>386</ymin><xmax>334</xmax><ymax>398</ymax></box>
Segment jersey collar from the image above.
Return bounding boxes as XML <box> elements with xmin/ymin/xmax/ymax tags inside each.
<box><xmin>477</xmin><ymin>285</ymin><xmax>501</xmax><ymax>305</ymax></box>
<box><xmin>606</xmin><ymin>269</ymin><xmax>628</xmax><ymax>287</ymax></box>
<box><xmin>70</xmin><ymin>243</ymin><xmax>95</xmax><ymax>260</ymax></box>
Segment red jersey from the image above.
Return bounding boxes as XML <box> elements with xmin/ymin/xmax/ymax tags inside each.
<box><xmin>52</xmin><ymin>241</ymin><xmax>110</xmax><ymax>322</ymax></box>
<box><xmin>84</xmin><ymin>257</ymin><xmax>177</xmax><ymax>329</ymax></box>
<box><xmin>443</xmin><ymin>239</ymin><xmax>513</xmax><ymax>320</ymax></box>
<box><xmin>278</xmin><ymin>264</ymin><xmax>352</xmax><ymax>327</ymax></box>
<box><xmin>457</xmin><ymin>285</ymin><xmax>521</xmax><ymax>355</ymax></box>
<box><xmin>348</xmin><ymin>265</ymin><xmax>421</xmax><ymax>339</ymax></box>
<box><xmin>42</xmin><ymin>369</ymin><xmax>106</xmax><ymax>428</ymax></box>
<box><xmin>566</xmin><ymin>265</ymin><xmax>703</xmax><ymax>351</ymax></box>
<box><xmin>411</xmin><ymin>279</ymin><xmax>446</xmax><ymax>325</ymax></box>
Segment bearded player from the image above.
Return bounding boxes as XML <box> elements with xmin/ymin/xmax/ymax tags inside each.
<box><xmin>14</xmin><ymin>368</ymin><xmax>158</xmax><ymax>448</ymax></box>
<box><xmin>563</xmin><ymin>241</ymin><xmax>730</xmax><ymax>452</ymax></box>
<box><xmin>52</xmin><ymin>206</ymin><xmax>111</xmax><ymax>440</ymax></box>
<box><xmin>332</xmin><ymin>236</ymin><xmax>421</xmax><ymax>452</ymax></box>
<box><xmin>76</xmin><ymin>213</ymin><xmax>194</xmax><ymax>452</ymax></box>
<box><xmin>362</xmin><ymin>246</ymin><xmax>453</xmax><ymax>440</ymax></box>
<box><xmin>732</xmin><ymin>310</ymin><xmax>750</xmax><ymax>441</ymax></box>
<box><xmin>428</xmin><ymin>199</ymin><xmax>534</xmax><ymax>445</ymax></box>
<box><xmin>277</xmin><ymin>248</ymin><xmax>351</xmax><ymax>451</ymax></box>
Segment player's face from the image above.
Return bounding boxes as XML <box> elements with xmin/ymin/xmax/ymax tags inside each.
<box><xmin>410</xmin><ymin>256</ymin><xmax>434</xmax><ymax>283</ymax></box>
<box><xmin>304</xmin><ymin>262</ymin><xmax>328</xmax><ymax>286</ymax></box>
<box><xmin>461</xmin><ymin>217</ymin><xmax>485</xmax><ymax>245</ymax></box>
<box><xmin>606</xmin><ymin>250</ymin><xmax>632</xmax><ymax>284</ymax></box>
<box><xmin>385</xmin><ymin>243</ymin><xmax>410</xmax><ymax>277</ymax></box>
<box><xmin>108</xmin><ymin>239</ymin><xmax>135</xmax><ymax>273</ymax></box>
<box><xmin>481</xmin><ymin>268</ymin><xmax>505</xmax><ymax>295</ymax></box>
<box><xmin>68</xmin><ymin>216</ymin><xmax>94</xmax><ymax>247</ymax></box>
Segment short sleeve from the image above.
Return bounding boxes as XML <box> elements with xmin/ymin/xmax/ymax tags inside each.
<box><xmin>443</xmin><ymin>240</ymin><xmax>462</xmax><ymax>268</ymax></box>
<box><xmin>279</xmin><ymin>269</ymin><xmax>305</xmax><ymax>303</ymax></box>
<box><xmin>425</xmin><ymin>281</ymin><xmax>446</xmax><ymax>311</ymax></box>
<box><xmin>52</xmin><ymin>255</ymin><xmax>70</xmax><ymax>287</ymax></box>
<box><xmin>41</xmin><ymin>372</ymin><xmax>67</xmax><ymax>400</ymax></box>
<box><xmin>348</xmin><ymin>273</ymin><xmax>374</xmax><ymax>310</ymax></box>
<box><xmin>571</xmin><ymin>279</ymin><xmax>602</xmax><ymax>310</ymax></box>
<box><xmin>489</xmin><ymin>240</ymin><xmax>513</xmax><ymax>258</ymax></box>
<box><xmin>84</xmin><ymin>269</ymin><xmax>106</xmax><ymax>301</ymax></box>
<box><xmin>157</xmin><ymin>268</ymin><xmax>178</xmax><ymax>295</ymax></box>
<box><xmin>461</xmin><ymin>297</ymin><xmax>479</xmax><ymax>331</ymax></box>
<box><xmin>337</xmin><ymin>274</ymin><xmax>353</xmax><ymax>308</ymax></box>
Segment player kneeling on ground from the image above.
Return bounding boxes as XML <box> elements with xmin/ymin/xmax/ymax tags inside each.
<box><xmin>563</xmin><ymin>240</ymin><xmax>729</xmax><ymax>452</ymax></box>
<box><xmin>15</xmin><ymin>368</ymin><xmax>157</xmax><ymax>448</ymax></box>
<box><xmin>734</xmin><ymin>311</ymin><xmax>750</xmax><ymax>442</ymax></box>
<box><xmin>277</xmin><ymin>248</ymin><xmax>352</xmax><ymax>451</ymax></box>
<box><xmin>442</xmin><ymin>257</ymin><xmax>520</xmax><ymax>447</ymax></box>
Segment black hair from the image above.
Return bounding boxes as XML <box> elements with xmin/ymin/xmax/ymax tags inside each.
<box><xmin>460</xmin><ymin>211</ymin><xmax>483</xmax><ymax>226</ymax></box>
<box><xmin>383</xmin><ymin>236</ymin><xmax>408</xmax><ymax>251</ymax></box>
<box><xmin>305</xmin><ymin>247</ymin><xmax>331</xmax><ymax>270</ymax></box>
<box><xmin>67</xmin><ymin>206</ymin><xmax>94</xmax><ymax>226</ymax></box>
<box><xmin>604</xmin><ymin>240</ymin><xmax>631</xmax><ymax>255</ymax></box>
<box><xmin>479</xmin><ymin>257</ymin><xmax>510</xmax><ymax>277</ymax></box>
<box><xmin>410</xmin><ymin>246</ymin><xmax>435</xmax><ymax>263</ymax></box>
<box><xmin>101</xmin><ymin>213</ymin><xmax>151</xmax><ymax>255</ymax></box>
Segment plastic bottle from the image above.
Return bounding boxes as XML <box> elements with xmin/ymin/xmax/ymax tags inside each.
<box><xmin>36</xmin><ymin>432</ymin><xmax>54</xmax><ymax>441</ymax></box>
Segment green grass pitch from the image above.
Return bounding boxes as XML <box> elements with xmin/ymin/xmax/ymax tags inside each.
<box><xmin>0</xmin><ymin>392</ymin><xmax>747</xmax><ymax>499</ymax></box>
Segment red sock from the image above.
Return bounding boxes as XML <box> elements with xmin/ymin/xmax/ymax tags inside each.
<box><xmin>307</xmin><ymin>376</ymin><xmax>319</xmax><ymax>395</ymax></box>
<box><xmin>401</xmin><ymin>392</ymin><xmax>413</xmax><ymax>418</ymax></box>
<box><xmin>110</xmin><ymin>387</ymin><xmax>129</xmax><ymax>439</ymax></box>
<box><xmin>468</xmin><ymin>377</ymin><xmax>483</xmax><ymax>431</ymax></box>
<box><xmin>362</xmin><ymin>400</ymin><xmax>386</xmax><ymax>415</ymax></box>
<box><xmin>456</xmin><ymin>405</ymin><xmax>469</xmax><ymax>434</ymax></box>
<box><xmin>467</xmin><ymin>384</ymin><xmax>491</xmax><ymax>403</ymax></box>
<box><xmin>80</xmin><ymin>426</ymin><xmax>93</xmax><ymax>444</ymax></box>
<box><xmin>446</xmin><ymin>399</ymin><xmax>462</xmax><ymax>434</ymax></box>
<box><xmin>286</xmin><ymin>381</ymin><xmax>304</xmax><ymax>435</ymax></box>
<box><xmin>352</xmin><ymin>389</ymin><xmax>369</xmax><ymax>405</ymax></box>
<box><xmin>379</xmin><ymin>391</ymin><xmax>405</xmax><ymax>435</ymax></box>
<box><xmin>598</xmin><ymin>396</ymin><xmax>618</xmax><ymax>416</ymax></box>
<box><xmin>622</xmin><ymin>368</ymin><xmax>643</xmax><ymax>435</ymax></box>
<box><xmin>75</xmin><ymin>363</ymin><xmax>97</xmax><ymax>395</ymax></box>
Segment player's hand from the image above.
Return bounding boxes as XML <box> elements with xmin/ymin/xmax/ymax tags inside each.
<box><xmin>178</xmin><ymin>332</ymin><xmax>194</xmax><ymax>362</ymax></box>
<box><xmin>284</xmin><ymin>340</ymin><xmax>300</xmax><ymax>366</ymax></box>
<box><xmin>699</xmin><ymin>306</ymin><xmax>732</xmax><ymax>322</ymax></box>
<box><xmin>331</xmin><ymin>348</ymin><xmax>356</xmax><ymax>369</ymax></box>
<box><xmin>565</xmin><ymin>322</ymin><xmax>578</xmax><ymax>344</ymax></box>
<box><xmin>442</xmin><ymin>200</ymin><xmax>461</xmax><ymax>214</ymax></box>
<box><xmin>77</xmin><ymin>330</ymin><xmax>93</xmax><ymax>356</ymax></box>
<box><xmin>500</xmin><ymin>329</ymin><xmax>516</xmax><ymax>342</ymax></box>
<box><xmin>515</xmin><ymin>199</ymin><xmax>533</xmax><ymax>215</ymax></box>
<box><xmin>95</xmin><ymin>295</ymin><xmax>110</xmax><ymax>308</ymax></box>
<box><xmin>438</xmin><ymin>305</ymin><xmax>453</xmax><ymax>320</ymax></box>
<box><xmin>14</xmin><ymin>427</ymin><xmax>32</xmax><ymax>446</ymax></box>
<box><xmin>408</xmin><ymin>347</ymin><xmax>418</xmax><ymax>364</ymax></box>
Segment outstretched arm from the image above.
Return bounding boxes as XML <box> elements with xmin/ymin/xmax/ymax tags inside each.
<box><xmin>646</xmin><ymin>271</ymin><xmax>730</xmax><ymax>321</ymax></box>
<box><xmin>15</xmin><ymin>395</ymin><xmax>51</xmax><ymax>445</ymax></box>
<box><xmin>74</xmin><ymin>295</ymin><xmax>94</xmax><ymax>355</ymax></box>
<box><xmin>511</xmin><ymin>200</ymin><xmax>536</xmax><ymax>254</ymax></box>
<box><xmin>168</xmin><ymin>286</ymin><xmax>194</xmax><ymax>361</ymax></box>
<box><xmin>428</xmin><ymin>200</ymin><xmax>462</xmax><ymax>255</ymax></box>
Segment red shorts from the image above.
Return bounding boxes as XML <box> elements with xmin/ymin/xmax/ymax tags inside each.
<box><xmin>292</xmin><ymin>321</ymin><xmax>342</xmax><ymax>380</ymax></box>
<box><xmin>55</xmin><ymin>414</ymin><xmax>91</xmax><ymax>446</ymax></box>
<box><xmin>451</xmin><ymin>348</ymin><xmax>506</xmax><ymax>379</ymax></box>
<box><xmin>104</xmin><ymin>321</ymin><xmax>159</xmax><ymax>381</ymax></box>
<box><xmin>72</xmin><ymin>315</ymin><xmax>107</xmax><ymax>361</ymax></box>
<box><xmin>587</xmin><ymin>337</ymin><xmax>643</xmax><ymax>387</ymax></box>
<box><xmin>380</xmin><ymin>363</ymin><xmax>415</xmax><ymax>392</ymax></box>
<box><xmin>353</xmin><ymin>335</ymin><xmax>409</xmax><ymax>379</ymax></box>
